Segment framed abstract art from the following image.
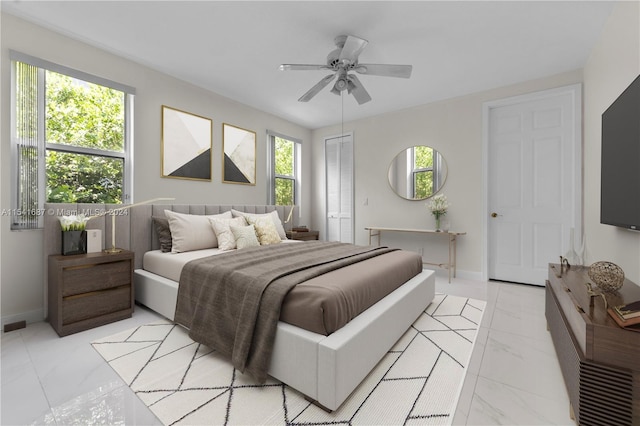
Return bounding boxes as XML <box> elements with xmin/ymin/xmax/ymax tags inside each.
<box><xmin>161</xmin><ymin>105</ymin><xmax>212</xmax><ymax>181</ymax></box>
<box><xmin>222</xmin><ymin>123</ymin><xmax>256</xmax><ymax>185</ymax></box>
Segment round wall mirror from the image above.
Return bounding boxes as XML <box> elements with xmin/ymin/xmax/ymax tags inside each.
<box><xmin>387</xmin><ymin>146</ymin><xmax>448</xmax><ymax>201</ymax></box>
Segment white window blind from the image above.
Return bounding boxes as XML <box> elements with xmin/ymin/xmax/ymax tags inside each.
<box><xmin>12</xmin><ymin>61</ymin><xmax>44</xmax><ymax>229</ymax></box>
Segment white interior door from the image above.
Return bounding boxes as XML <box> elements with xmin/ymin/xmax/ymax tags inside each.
<box><xmin>325</xmin><ymin>133</ymin><xmax>354</xmax><ymax>243</ymax></box>
<box><xmin>486</xmin><ymin>85</ymin><xmax>581</xmax><ymax>286</ymax></box>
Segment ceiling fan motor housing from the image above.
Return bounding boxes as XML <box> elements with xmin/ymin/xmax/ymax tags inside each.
<box><xmin>327</xmin><ymin>49</ymin><xmax>343</xmax><ymax>69</ymax></box>
<box><xmin>327</xmin><ymin>35</ymin><xmax>356</xmax><ymax>69</ymax></box>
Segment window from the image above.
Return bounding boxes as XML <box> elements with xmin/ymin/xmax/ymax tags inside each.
<box><xmin>10</xmin><ymin>52</ymin><xmax>134</xmax><ymax>229</ymax></box>
<box><xmin>412</xmin><ymin>145</ymin><xmax>437</xmax><ymax>199</ymax></box>
<box><xmin>267</xmin><ymin>131</ymin><xmax>301</xmax><ymax>206</ymax></box>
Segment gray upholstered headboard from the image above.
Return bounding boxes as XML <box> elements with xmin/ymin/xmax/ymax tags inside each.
<box><xmin>43</xmin><ymin>203</ymin><xmax>296</xmax><ymax>270</ymax></box>
<box><xmin>129</xmin><ymin>204</ymin><xmax>296</xmax><ymax>269</ymax></box>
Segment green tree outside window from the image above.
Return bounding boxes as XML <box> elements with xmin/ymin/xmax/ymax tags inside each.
<box><xmin>413</xmin><ymin>145</ymin><xmax>434</xmax><ymax>198</ymax></box>
<box><xmin>274</xmin><ymin>137</ymin><xmax>295</xmax><ymax>205</ymax></box>
<box><xmin>45</xmin><ymin>71</ymin><xmax>125</xmax><ymax>203</ymax></box>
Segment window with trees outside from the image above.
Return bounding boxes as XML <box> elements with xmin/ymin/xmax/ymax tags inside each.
<box><xmin>412</xmin><ymin>145</ymin><xmax>435</xmax><ymax>199</ymax></box>
<box><xmin>268</xmin><ymin>132</ymin><xmax>301</xmax><ymax>206</ymax></box>
<box><xmin>10</xmin><ymin>52</ymin><xmax>134</xmax><ymax>229</ymax></box>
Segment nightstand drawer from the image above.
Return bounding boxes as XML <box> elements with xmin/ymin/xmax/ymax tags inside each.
<box><xmin>62</xmin><ymin>285</ymin><xmax>131</xmax><ymax>325</ymax></box>
<box><xmin>286</xmin><ymin>230</ymin><xmax>319</xmax><ymax>241</ymax></box>
<box><xmin>62</xmin><ymin>260</ymin><xmax>132</xmax><ymax>296</ymax></box>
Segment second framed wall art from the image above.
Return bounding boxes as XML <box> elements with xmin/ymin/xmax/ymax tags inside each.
<box><xmin>161</xmin><ymin>105</ymin><xmax>212</xmax><ymax>181</ymax></box>
<box><xmin>222</xmin><ymin>123</ymin><xmax>256</xmax><ymax>185</ymax></box>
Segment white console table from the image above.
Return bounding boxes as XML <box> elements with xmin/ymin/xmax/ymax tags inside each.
<box><xmin>365</xmin><ymin>227</ymin><xmax>466</xmax><ymax>283</ymax></box>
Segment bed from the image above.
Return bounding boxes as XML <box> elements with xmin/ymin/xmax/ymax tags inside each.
<box><xmin>128</xmin><ymin>204</ymin><xmax>435</xmax><ymax>411</ymax></box>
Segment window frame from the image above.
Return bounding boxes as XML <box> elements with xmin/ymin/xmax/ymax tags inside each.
<box><xmin>410</xmin><ymin>146</ymin><xmax>442</xmax><ymax>199</ymax></box>
<box><xmin>10</xmin><ymin>51</ymin><xmax>135</xmax><ymax>230</ymax></box>
<box><xmin>266</xmin><ymin>130</ymin><xmax>301</xmax><ymax>207</ymax></box>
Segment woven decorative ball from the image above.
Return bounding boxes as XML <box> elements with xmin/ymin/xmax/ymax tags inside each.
<box><xmin>588</xmin><ymin>261</ymin><xmax>624</xmax><ymax>293</ymax></box>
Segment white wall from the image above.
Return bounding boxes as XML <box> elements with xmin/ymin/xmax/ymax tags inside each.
<box><xmin>0</xmin><ymin>13</ymin><xmax>312</xmax><ymax>325</ymax></box>
<box><xmin>583</xmin><ymin>1</ymin><xmax>640</xmax><ymax>283</ymax></box>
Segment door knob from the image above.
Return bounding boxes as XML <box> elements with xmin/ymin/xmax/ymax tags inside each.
<box><xmin>491</xmin><ymin>212</ymin><xmax>501</xmax><ymax>218</ymax></box>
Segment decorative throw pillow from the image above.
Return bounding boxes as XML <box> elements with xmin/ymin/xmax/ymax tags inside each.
<box><xmin>165</xmin><ymin>209</ymin><xmax>232</xmax><ymax>253</ymax></box>
<box><xmin>246</xmin><ymin>215</ymin><xmax>282</xmax><ymax>245</ymax></box>
<box><xmin>230</xmin><ymin>224</ymin><xmax>260</xmax><ymax>249</ymax></box>
<box><xmin>209</xmin><ymin>216</ymin><xmax>247</xmax><ymax>251</ymax></box>
<box><xmin>231</xmin><ymin>209</ymin><xmax>287</xmax><ymax>240</ymax></box>
<box><xmin>152</xmin><ymin>216</ymin><xmax>172</xmax><ymax>253</ymax></box>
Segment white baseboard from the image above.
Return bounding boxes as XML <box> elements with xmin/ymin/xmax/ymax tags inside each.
<box><xmin>423</xmin><ymin>267</ymin><xmax>483</xmax><ymax>282</ymax></box>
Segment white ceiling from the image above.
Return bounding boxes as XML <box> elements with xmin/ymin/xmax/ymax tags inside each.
<box><xmin>2</xmin><ymin>1</ymin><xmax>614</xmax><ymax>129</ymax></box>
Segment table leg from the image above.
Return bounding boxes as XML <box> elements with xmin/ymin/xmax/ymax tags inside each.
<box><xmin>446</xmin><ymin>234</ymin><xmax>459</xmax><ymax>283</ymax></box>
<box><xmin>453</xmin><ymin>235</ymin><xmax>457</xmax><ymax>278</ymax></box>
<box><xmin>368</xmin><ymin>229</ymin><xmax>381</xmax><ymax>246</ymax></box>
<box><xmin>448</xmin><ymin>234</ymin><xmax>453</xmax><ymax>283</ymax></box>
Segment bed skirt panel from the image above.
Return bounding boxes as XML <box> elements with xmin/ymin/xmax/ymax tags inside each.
<box><xmin>134</xmin><ymin>269</ymin><xmax>179</xmax><ymax>321</ymax></box>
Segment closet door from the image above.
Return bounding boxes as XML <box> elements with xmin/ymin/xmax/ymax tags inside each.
<box><xmin>325</xmin><ymin>133</ymin><xmax>354</xmax><ymax>243</ymax></box>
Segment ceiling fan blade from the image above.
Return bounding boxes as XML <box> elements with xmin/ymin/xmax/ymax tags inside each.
<box><xmin>339</xmin><ymin>35</ymin><xmax>368</xmax><ymax>64</ymax></box>
<box><xmin>298</xmin><ymin>74</ymin><xmax>336</xmax><ymax>102</ymax></box>
<box><xmin>279</xmin><ymin>64</ymin><xmax>330</xmax><ymax>71</ymax></box>
<box><xmin>347</xmin><ymin>74</ymin><xmax>372</xmax><ymax>105</ymax></box>
<box><xmin>355</xmin><ymin>64</ymin><xmax>413</xmax><ymax>78</ymax></box>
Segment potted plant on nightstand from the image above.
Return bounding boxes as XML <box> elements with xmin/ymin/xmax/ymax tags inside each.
<box><xmin>59</xmin><ymin>214</ymin><xmax>90</xmax><ymax>255</ymax></box>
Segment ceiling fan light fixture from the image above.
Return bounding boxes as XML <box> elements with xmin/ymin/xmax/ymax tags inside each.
<box><xmin>280</xmin><ymin>34</ymin><xmax>412</xmax><ymax>104</ymax></box>
<box><xmin>335</xmin><ymin>78</ymin><xmax>348</xmax><ymax>91</ymax></box>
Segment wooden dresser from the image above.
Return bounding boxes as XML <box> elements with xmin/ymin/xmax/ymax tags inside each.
<box><xmin>48</xmin><ymin>250</ymin><xmax>134</xmax><ymax>336</ymax></box>
<box><xmin>546</xmin><ymin>263</ymin><xmax>640</xmax><ymax>425</ymax></box>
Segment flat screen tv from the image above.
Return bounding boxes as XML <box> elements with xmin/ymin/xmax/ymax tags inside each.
<box><xmin>601</xmin><ymin>74</ymin><xmax>640</xmax><ymax>231</ymax></box>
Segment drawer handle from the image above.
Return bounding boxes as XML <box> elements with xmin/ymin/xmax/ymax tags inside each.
<box><xmin>63</xmin><ymin>284</ymin><xmax>130</xmax><ymax>301</ymax></box>
<box><xmin>564</xmin><ymin>287</ymin><xmax>571</xmax><ymax>293</ymax></box>
<box><xmin>64</xmin><ymin>264</ymin><xmax>96</xmax><ymax>271</ymax></box>
<box><xmin>574</xmin><ymin>304</ymin><xmax>584</xmax><ymax>314</ymax></box>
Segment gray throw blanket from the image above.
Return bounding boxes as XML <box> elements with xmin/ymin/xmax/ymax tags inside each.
<box><xmin>174</xmin><ymin>241</ymin><xmax>397</xmax><ymax>382</ymax></box>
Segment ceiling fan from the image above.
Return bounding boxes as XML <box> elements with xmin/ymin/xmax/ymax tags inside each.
<box><xmin>279</xmin><ymin>35</ymin><xmax>412</xmax><ymax>105</ymax></box>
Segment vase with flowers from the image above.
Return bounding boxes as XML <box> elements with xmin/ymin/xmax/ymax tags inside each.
<box><xmin>427</xmin><ymin>193</ymin><xmax>449</xmax><ymax>232</ymax></box>
<box><xmin>59</xmin><ymin>214</ymin><xmax>91</xmax><ymax>255</ymax></box>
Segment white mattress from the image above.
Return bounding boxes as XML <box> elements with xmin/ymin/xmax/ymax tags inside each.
<box><xmin>143</xmin><ymin>240</ymin><xmax>301</xmax><ymax>282</ymax></box>
<box><xmin>143</xmin><ymin>248</ymin><xmax>224</xmax><ymax>282</ymax></box>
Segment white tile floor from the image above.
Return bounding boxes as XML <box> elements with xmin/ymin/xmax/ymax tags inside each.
<box><xmin>1</xmin><ymin>275</ymin><xmax>574</xmax><ymax>425</ymax></box>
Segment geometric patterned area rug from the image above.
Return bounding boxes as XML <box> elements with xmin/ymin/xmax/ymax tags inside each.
<box><xmin>92</xmin><ymin>294</ymin><xmax>485</xmax><ymax>425</ymax></box>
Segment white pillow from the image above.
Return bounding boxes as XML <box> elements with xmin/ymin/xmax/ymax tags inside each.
<box><xmin>231</xmin><ymin>209</ymin><xmax>287</xmax><ymax>240</ymax></box>
<box><xmin>209</xmin><ymin>216</ymin><xmax>247</xmax><ymax>251</ymax></box>
<box><xmin>165</xmin><ymin>209</ymin><xmax>232</xmax><ymax>253</ymax></box>
<box><xmin>231</xmin><ymin>224</ymin><xmax>260</xmax><ymax>249</ymax></box>
<box><xmin>246</xmin><ymin>215</ymin><xmax>282</xmax><ymax>245</ymax></box>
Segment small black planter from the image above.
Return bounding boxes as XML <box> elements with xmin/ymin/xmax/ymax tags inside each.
<box><xmin>62</xmin><ymin>230</ymin><xmax>87</xmax><ymax>255</ymax></box>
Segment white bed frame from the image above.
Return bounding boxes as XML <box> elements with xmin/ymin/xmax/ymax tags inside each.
<box><xmin>128</xmin><ymin>204</ymin><xmax>435</xmax><ymax>411</ymax></box>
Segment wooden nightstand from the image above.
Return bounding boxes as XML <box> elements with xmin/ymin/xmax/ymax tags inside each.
<box><xmin>286</xmin><ymin>230</ymin><xmax>319</xmax><ymax>241</ymax></box>
<box><xmin>48</xmin><ymin>250</ymin><xmax>134</xmax><ymax>336</ymax></box>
